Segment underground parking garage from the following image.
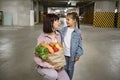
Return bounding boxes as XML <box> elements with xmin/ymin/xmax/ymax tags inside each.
<box><xmin>0</xmin><ymin>0</ymin><xmax>120</xmax><ymax>80</ymax></box>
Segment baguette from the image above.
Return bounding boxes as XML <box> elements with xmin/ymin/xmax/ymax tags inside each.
<box><xmin>55</xmin><ymin>43</ymin><xmax>63</xmax><ymax>50</ymax></box>
<box><xmin>40</xmin><ymin>42</ymin><xmax>54</xmax><ymax>54</ymax></box>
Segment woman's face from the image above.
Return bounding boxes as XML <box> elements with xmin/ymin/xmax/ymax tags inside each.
<box><xmin>53</xmin><ymin>20</ymin><xmax>60</xmax><ymax>30</ymax></box>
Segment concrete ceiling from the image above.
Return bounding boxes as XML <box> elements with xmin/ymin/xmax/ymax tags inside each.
<box><xmin>39</xmin><ymin>0</ymin><xmax>91</xmax><ymax>7</ymax></box>
<box><xmin>38</xmin><ymin>0</ymin><xmax>117</xmax><ymax>7</ymax></box>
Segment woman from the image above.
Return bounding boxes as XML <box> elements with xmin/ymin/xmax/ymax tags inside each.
<box><xmin>34</xmin><ymin>13</ymin><xmax>70</xmax><ymax>80</ymax></box>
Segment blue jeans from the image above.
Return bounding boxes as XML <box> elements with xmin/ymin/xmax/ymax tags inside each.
<box><xmin>65</xmin><ymin>56</ymin><xmax>75</xmax><ymax>80</ymax></box>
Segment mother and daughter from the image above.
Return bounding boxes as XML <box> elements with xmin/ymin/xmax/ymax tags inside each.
<box><xmin>34</xmin><ymin>12</ymin><xmax>83</xmax><ymax>80</ymax></box>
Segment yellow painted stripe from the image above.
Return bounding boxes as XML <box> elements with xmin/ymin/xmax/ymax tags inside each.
<box><xmin>93</xmin><ymin>12</ymin><xmax>114</xmax><ymax>28</ymax></box>
<box><xmin>117</xmin><ymin>13</ymin><xmax>120</xmax><ymax>28</ymax></box>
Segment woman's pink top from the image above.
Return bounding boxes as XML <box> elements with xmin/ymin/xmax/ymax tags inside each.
<box><xmin>34</xmin><ymin>31</ymin><xmax>61</xmax><ymax>68</ymax></box>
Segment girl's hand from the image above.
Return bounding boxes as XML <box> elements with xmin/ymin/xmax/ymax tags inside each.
<box><xmin>74</xmin><ymin>57</ymin><xmax>79</xmax><ymax>62</ymax></box>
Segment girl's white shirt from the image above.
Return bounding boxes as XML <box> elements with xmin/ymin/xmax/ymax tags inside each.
<box><xmin>63</xmin><ymin>27</ymin><xmax>74</xmax><ymax>56</ymax></box>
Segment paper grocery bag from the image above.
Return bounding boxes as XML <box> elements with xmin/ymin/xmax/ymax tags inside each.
<box><xmin>47</xmin><ymin>49</ymin><xmax>66</xmax><ymax>68</ymax></box>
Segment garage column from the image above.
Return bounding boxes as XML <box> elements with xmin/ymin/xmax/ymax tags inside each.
<box><xmin>93</xmin><ymin>1</ymin><xmax>116</xmax><ymax>28</ymax></box>
<box><xmin>117</xmin><ymin>1</ymin><xmax>120</xmax><ymax>28</ymax></box>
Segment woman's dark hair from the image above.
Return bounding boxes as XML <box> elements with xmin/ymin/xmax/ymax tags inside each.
<box><xmin>43</xmin><ymin>13</ymin><xmax>59</xmax><ymax>33</ymax></box>
<box><xmin>67</xmin><ymin>12</ymin><xmax>80</xmax><ymax>29</ymax></box>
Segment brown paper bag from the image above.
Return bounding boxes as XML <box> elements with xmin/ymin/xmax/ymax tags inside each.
<box><xmin>47</xmin><ymin>49</ymin><xmax>66</xmax><ymax>68</ymax></box>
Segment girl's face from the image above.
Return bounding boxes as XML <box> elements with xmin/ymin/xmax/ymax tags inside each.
<box><xmin>53</xmin><ymin>20</ymin><xmax>60</xmax><ymax>30</ymax></box>
<box><xmin>66</xmin><ymin>15</ymin><xmax>76</xmax><ymax>27</ymax></box>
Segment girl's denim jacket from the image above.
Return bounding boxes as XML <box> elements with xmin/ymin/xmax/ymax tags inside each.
<box><xmin>59</xmin><ymin>26</ymin><xmax>83</xmax><ymax>61</ymax></box>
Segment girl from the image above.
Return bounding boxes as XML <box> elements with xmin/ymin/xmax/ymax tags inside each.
<box><xmin>59</xmin><ymin>12</ymin><xmax>83</xmax><ymax>80</ymax></box>
<box><xmin>34</xmin><ymin>14</ymin><xmax>69</xmax><ymax>80</ymax></box>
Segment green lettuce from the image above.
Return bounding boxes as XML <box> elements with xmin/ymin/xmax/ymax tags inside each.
<box><xmin>35</xmin><ymin>45</ymin><xmax>48</xmax><ymax>60</ymax></box>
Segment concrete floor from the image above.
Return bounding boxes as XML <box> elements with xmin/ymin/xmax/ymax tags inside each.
<box><xmin>0</xmin><ymin>24</ymin><xmax>120</xmax><ymax>80</ymax></box>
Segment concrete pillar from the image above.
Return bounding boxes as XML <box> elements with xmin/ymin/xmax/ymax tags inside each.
<box><xmin>30</xmin><ymin>10</ymin><xmax>34</xmax><ymax>26</ymax></box>
<box><xmin>81</xmin><ymin>3</ymin><xmax>94</xmax><ymax>24</ymax></box>
<box><xmin>39</xmin><ymin>5</ymin><xmax>44</xmax><ymax>22</ymax></box>
<box><xmin>93</xmin><ymin>1</ymin><xmax>116</xmax><ymax>28</ymax></box>
<box><xmin>36</xmin><ymin>1</ymin><xmax>39</xmax><ymax>24</ymax></box>
<box><xmin>117</xmin><ymin>1</ymin><xmax>120</xmax><ymax>28</ymax></box>
<box><xmin>33</xmin><ymin>0</ymin><xmax>39</xmax><ymax>24</ymax></box>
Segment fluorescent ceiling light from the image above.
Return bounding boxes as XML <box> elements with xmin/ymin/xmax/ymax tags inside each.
<box><xmin>71</xmin><ymin>1</ymin><xmax>76</xmax><ymax>6</ymax></box>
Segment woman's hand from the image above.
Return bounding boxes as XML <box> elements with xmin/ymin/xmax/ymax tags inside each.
<box><xmin>53</xmin><ymin>65</ymin><xmax>62</xmax><ymax>70</ymax></box>
<box><xmin>50</xmin><ymin>66</ymin><xmax>55</xmax><ymax>69</ymax></box>
<box><xmin>74</xmin><ymin>57</ymin><xmax>79</xmax><ymax>62</ymax></box>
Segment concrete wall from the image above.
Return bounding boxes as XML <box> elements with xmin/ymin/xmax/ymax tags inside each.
<box><xmin>117</xmin><ymin>1</ymin><xmax>120</xmax><ymax>28</ymax></box>
<box><xmin>118</xmin><ymin>1</ymin><xmax>120</xmax><ymax>12</ymax></box>
<box><xmin>93</xmin><ymin>1</ymin><xmax>116</xmax><ymax>28</ymax></box>
<box><xmin>94</xmin><ymin>1</ymin><xmax>116</xmax><ymax>12</ymax></box>
<box><xmin>0</xmin><ymin>0</ymin><xmax>32</xmax><ymax>26</ymax></box>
